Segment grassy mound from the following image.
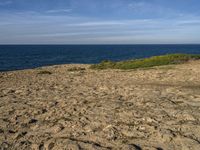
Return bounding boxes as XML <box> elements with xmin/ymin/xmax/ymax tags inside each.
<box><xmin>90</xmin><ymin>54</ymin><xmax>200</xmax><ymax>70</ymax></box>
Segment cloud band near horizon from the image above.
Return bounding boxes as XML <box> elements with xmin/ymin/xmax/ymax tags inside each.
<box><xmin>0</xmin><ymin>0</ymin><xmax>200</xmax><ymax>44</ymax></box>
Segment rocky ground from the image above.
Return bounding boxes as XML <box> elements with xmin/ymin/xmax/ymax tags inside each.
<box><xmin>0</xmin><ymin>61</ymin><xmax>200</xmax><ymax>150</ymax></box>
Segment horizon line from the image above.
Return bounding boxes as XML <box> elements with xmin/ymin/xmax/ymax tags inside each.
<box><xmin>1</xmin><ymin>43</ymin><xmax>200</xmax><ymax>45</ymax></box>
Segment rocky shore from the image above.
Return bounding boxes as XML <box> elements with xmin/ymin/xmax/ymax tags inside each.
<box><xmin>0</xmin><ymin>61</ymin><xmax>200</xmax><ymax>150</ymax></box>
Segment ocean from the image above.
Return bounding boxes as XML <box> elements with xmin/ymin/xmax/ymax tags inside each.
<box><xmin>0</xmin><ymin>44</ymin><xmax>200</xmax><ymax>71</ymax></box>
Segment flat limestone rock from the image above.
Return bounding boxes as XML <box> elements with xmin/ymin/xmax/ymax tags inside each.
<box><xmin>1</xmin><ymin>62</ymin><xmax>200</xmax><ymax>150</ymax></box>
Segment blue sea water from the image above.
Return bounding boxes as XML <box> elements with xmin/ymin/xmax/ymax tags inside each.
<box><xmin>0</xmin><ymin>44</ymin><xmax>200</xmax><ymax>71</ymax></box>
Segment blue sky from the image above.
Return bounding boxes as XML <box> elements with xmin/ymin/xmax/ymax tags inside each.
<box><xmin>0</xmin><ymin>0</ymin><xmax>200</xmax><ymax>44</ymax></box>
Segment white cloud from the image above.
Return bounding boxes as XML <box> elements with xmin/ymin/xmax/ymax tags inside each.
<box><xmin>0</xmin><ymin>1</ymin><xmax>12</xmax><ymax>6</ymax></box>
<box><xmin>0</xmin><ymin>8</ymin><xmax>200</xmax><ymax>44</ymax></box>
<box><xmin>128</xmin><ymin>2</ymin><xmax>147</xmax><ymax>10</ymax></box>
<box><xmin>46</xmin><ymin>9</ymin><xmax>72</xmax><ymax>13</ymax></box>
<box><xmin>177</xmin><ymin>20</ymin><xmax>200</xmax><ymax>26</ymax></box>
<box><xmin>70</xmin><ymin>21</ymin><xmax>126</xmax><ymax>26</ymax></box>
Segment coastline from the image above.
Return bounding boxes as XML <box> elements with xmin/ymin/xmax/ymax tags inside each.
<box><xmin>1</xmin><ymin>61</ymin><xmax>200</xmax><ymax>149</ymax></box>
<box><xmin>1</xmin><ymin>44</ymin><xmax>200</xmax><ymax>72</ymax></box>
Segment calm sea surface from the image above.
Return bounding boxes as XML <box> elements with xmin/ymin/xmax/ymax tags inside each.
<box><xmin>0</xmin><ymin>44</ymin><xmax>200</xmax><ymax>71</ymax></box>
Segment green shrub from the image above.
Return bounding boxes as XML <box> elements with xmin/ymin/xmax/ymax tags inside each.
<box><xmin>90</xmin><ymin>54</ymin><xmax>200</xmax><ymax>70</ymax></box>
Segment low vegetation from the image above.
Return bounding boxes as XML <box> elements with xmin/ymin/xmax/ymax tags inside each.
<box><xmin>37</xmin><ymin>70</ymin><xmax>52</xmax><ymax>75</ymax></box>
<box><xmin>90</xmin><ymin>54</ymin><xmax>200</xmax><ymax>70</ymax></box>
<box><xmin>67</xmin><ymin>67</ymin><xmax>86</xmax><ymax>72</ymax></box>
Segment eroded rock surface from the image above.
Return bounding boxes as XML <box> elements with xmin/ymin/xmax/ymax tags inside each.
<box><xmin>0</xmin><ymin>61</ymin><xmax>200</xmax><ymax>150</ymax></box>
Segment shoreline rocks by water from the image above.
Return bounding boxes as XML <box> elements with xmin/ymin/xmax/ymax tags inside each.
<box><xmin>0</xmin><ymin>61</ymin><xmax>200</xmax><ymax>150</ymax></box>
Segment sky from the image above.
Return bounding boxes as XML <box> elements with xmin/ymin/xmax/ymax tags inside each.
<box><xmin>0</xmin><ymin>0</ymin><xmax>200</xmax><ymax>44</ymax></box>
